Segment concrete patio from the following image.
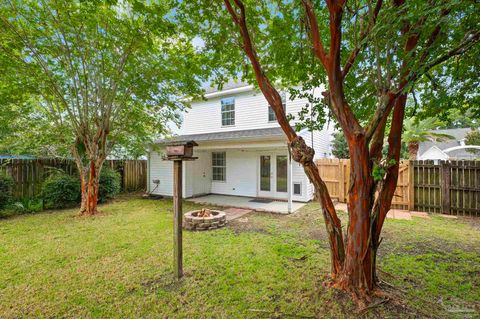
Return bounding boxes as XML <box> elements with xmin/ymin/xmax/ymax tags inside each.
<box><xmin>187</xmin><ymin>194</ymin><xmax>306</xmax><ymax>214</ymax></box>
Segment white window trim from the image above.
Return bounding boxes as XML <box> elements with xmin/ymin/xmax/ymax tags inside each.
<box><xmin>221</xmin><ymin>97</ymin><xmax>235</xmax><ymax>127</ymax></box>
<box><xmin>212</xmin><ymin>152</ymin><xmax>226</xmax><ymax>182</ymax></box>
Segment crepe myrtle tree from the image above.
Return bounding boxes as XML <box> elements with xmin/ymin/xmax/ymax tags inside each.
<box><xmin>178</xmin><ymin>0</ymin><xmax>479</xmax><ymax>304</ymax></box>
<box><xmin>0</xmin><ymin>0</ymin><xmax>204</xmax><ymax>215</ymax></box>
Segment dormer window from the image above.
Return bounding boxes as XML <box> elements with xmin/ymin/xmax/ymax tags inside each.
<box><xmin>268</xmin><ymin>92</ymin><xmax>286</xmax><ymax>122</ymax></box>
<box><xmin>221</xmin><ymin>97</ymin><xmax>235</xmax><ymax>126</ymax></box>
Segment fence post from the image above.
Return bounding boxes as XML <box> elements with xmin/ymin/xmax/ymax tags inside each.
<box><xmin>440</xmin><ymin>161</ymin><xmax>451</xmax><ymax>215</ymax></box>
<box><xmin>338</xmin><ymin>159</ymin><xmax>345</xmax><ymax>203</ymax></box>
<box><xmin>408</xmin><ymin>161</ymin><xmax>415</xmax><ymax>211</ymax></box>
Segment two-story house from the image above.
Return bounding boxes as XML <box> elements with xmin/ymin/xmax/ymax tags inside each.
<box><xmin>147</xmin><ymin>81</ymin><xmax>334</xmax><ymax>211</ymax></box>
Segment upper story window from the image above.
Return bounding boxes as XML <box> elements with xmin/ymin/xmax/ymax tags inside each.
<box><xmin>268</xmin><ymin>92</ymin><xmax>286</xmax><ymax>122</ymax></box>
<box><xmin>221</xmin><ymin>97</ymin><xmax>235</xmax><ymax>126</ymax></box>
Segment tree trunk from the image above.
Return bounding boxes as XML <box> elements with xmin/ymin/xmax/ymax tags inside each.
<box><xmin>334</xmin><ymin>137</ymin><xmax>376</xmax><ymax>302</ymax></box>
<box><xmin>408</xmin><ymin>142</ymin><xmax>419</xmax><ymax>160</ymax></box>
<box><xmin>79</xmin><ymin>160</ymin><xmax>101</xmax><ymax>216</ymax></box>
<box><xmin>290</xmin><ymin>136</ymin><xmax>345</xmax><ymax>276</ymax></box>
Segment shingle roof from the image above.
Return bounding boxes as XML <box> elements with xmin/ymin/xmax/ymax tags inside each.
<box><xmin>155</xmin><ymin>127</ymin><xmax>285</xmax><ymax>144</ymax></box>
<box><xmin>204</xmin><ymin>80</ymin><xmax>251</xmax><ymax>94</ymax></box>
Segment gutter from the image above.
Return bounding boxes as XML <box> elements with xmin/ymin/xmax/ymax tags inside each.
<box><xmin>204</xmin><ymin>85</ymin><xmax>254</xmax><ymax>99</ymax></box>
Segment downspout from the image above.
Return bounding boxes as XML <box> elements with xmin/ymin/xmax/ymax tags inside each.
<box><xmin>147</xmin><ymin>149</ymin><xmax>151</xmax><ymax>193</ymax></box>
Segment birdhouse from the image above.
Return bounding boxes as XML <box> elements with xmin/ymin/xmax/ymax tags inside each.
<box><xmin>165</xmin><ymin>141</ymin><xmax>198</xmax><ymax>160</ymax></box>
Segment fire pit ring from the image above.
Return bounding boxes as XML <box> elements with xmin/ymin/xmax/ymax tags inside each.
<box><xmin>183</xmin><ymin>209</ymin><xmax>227</xmax><ymax>231</ymax></box>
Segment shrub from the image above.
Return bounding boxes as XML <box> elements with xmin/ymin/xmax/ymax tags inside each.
<box><xmin>42</xmin><ymin>173</ymin><xmax>81</xmax><ymax>209</ymax></box>
<box><xmin>99</xmin><ymin>167</ymin><xmax>121</xmax><ymax>203</ymax></box>
<box><xmin>0</xmin><ymin>173</ymin><xmax>14</xmax><ymax>210</ymax></box>
<box><xmin>10</xmin><ymin>198</ymin><xmax>44</xmax><ymax>214</ymax></box>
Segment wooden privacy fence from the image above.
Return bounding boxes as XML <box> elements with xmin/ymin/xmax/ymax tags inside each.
<box><xmin>316</xmin><ymin>159</ymin><xmax>480</xmax><ymax>216</ymax></box>
<box><xmin>0</xmin><ymin>158</ymin><xmax>147</xmax><ymax>198</ymax></box>
<box><xmin>316</xmin><ymin>159</ymin><xmax>411</xmax><ymax>210</ymax></box>
<box><xmin>413</xmin><ymin>160</ymin><xmax>480</xmax><ymax>215</ymax></box>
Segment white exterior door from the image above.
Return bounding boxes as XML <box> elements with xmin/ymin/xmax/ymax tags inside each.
<box><xmin>193</xmin><ymin>153</ymin><xmax>211</xmax><ymax>196</ymax></box>
<box><xmin>258</xmin><ymin>153</ymin><xmax>288</xmax><ymax>199</ymax></box>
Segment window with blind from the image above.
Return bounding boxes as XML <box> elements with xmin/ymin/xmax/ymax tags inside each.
<box><xmin>221</xmin><ymin>97</ymin><xmax>235</xmax><ymax>126</ymax></box>
<box><xmin>212</xmin><ymin>152</ymin><xmax>226</xmax><ymax>181</ymax></box>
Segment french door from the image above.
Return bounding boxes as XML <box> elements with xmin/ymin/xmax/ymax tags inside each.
<box><xmin>258</xmin><ymin>154</ymin><xmax>288</xmax><ymax>199</ymax></box>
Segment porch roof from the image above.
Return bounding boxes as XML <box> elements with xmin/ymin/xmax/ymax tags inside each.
<box><xmin>155</xmin><ymin>127</ymin><xmax>285</xmax><ymax>144</ymax></box>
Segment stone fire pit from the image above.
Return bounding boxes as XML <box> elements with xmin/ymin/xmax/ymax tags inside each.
<box><xmin>183</xmin><ymin>208</ymin><xmax>227</xmax><ymax>231</ymax></box>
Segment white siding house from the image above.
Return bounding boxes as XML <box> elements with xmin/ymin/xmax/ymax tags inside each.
<box><xmin>147</xmin><ymin>82</ymin><xmax>334</xmax><ymax>210</ymax></box>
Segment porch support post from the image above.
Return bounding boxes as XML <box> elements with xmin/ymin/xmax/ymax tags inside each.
<box><xmin>287</xmin><ymin>146</ymin><xmax>292</xmax><ymax>213</ymax></box>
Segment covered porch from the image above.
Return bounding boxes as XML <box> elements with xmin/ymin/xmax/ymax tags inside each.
<box><xmin>187</xmin><ymin>194</ymin><xmax>306</xmax><ymax>214</ymax></box>
<box><xmin>151</xmin><ymin>127</ymin><xmax>314</xmax><ymax>212</ymax></box>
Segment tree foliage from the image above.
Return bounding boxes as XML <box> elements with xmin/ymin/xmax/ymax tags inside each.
<box><xmin>0</xmin><ymin>0</ymin><xmax>204</xmax><ymax>158</ymax></box>
<box><xmin>402</xmin><ymin>117</ymin><xmax>454</xmax><ymax>145</ymax></box>
<box><xmin>465</xmin><ymin>129</ymin><xmax>480</xmax><ymax>156</ymax></box>
<box><xmin>0</xmin><ymin>0</ymin><xmax>205</xmax><ymax>214</ymax></box>
<box><xmin>402</xmin><ymin>117</ymin><xmax>454</xmax><ymax>160</ymax></box>
<box><xmin>331</xmin><ymin>132</ymin><xmax>349</xmax><ymax>159</ymax></box>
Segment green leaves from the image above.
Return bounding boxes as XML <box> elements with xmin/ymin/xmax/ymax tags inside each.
<box><xmin>402</xmin><ymin>117</ymin><xmax>454</xmax><ymax>144</ymax></box>
<box><xmin>0</xmin><ymin>0</ymin><xmax>205</xmax><ymax>158</ymax></box>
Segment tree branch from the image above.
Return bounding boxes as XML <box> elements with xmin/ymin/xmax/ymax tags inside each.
<box><xmin>342</xmin><ymin>0</ymin><xmax>383</xmax><ymax>80</ymax></box>
<box><xmin>301</xmin><ymin>0</ymin><xmax>329</xmax><ymax>67</ymax></box>
<box><xmin>223</xmin><ymin>0</ymin><xmax>296</xmax><ymax>141</ymax></box>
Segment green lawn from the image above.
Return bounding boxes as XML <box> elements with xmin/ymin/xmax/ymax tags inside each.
<box><xmin>0</xmin><ymin>196</ymin><xmax>479</xmax><ymax>318</ymax></box>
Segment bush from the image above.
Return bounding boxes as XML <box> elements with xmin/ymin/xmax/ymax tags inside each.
<box><xmin>99</xmin><ymin>167</ymin><xmax>121</xmax><ymax>203</ymax></box>
<box><xmin>9</xmin><ymin>198</ymin><xmax>44</xmax><ymax>214</ymax></box>
<box><xmin>0</xmin><ymin>174</ymin><xmax>14</xmax><ymax>210</ymax></box>
<box><xmin>42</xmin><ymin>173</ymin><xmax>81</xmax><ymax>209</ymax></box>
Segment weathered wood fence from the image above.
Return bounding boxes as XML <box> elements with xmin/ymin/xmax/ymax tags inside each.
<box><xmin>413</xmin><ymin>160</ymin><xmax>480</xmax><ymax>215</ymax></box>
<box><xmin>0</xmin><ymin>159</ymin><xmax>147</xmax><ymax>198</ymax></box>
<box><xmin>316</xmin><ymin>159</ymin><xmax>480</xmax><ymax>216</ymax></box>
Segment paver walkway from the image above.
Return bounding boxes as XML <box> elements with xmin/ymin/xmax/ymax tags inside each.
<box><xmin>334</xmin><ymin>202</ymin><xmax>431</xmax><ymax>220</ymax></box>
<box><xmin>223</xmin><ymin>207</ymin><xmax>252</xmax><ymax>221</ymax></box>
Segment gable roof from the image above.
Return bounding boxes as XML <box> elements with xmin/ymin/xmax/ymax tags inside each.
<box><xmin>155</xmin><ymin>127</ymin><xmax>285</xmax><ymax>144</ymax></box>
<box><xmin>418</xmin><ymin>145</ymin><xmax>449</xmax><ymax>160</ymax></box>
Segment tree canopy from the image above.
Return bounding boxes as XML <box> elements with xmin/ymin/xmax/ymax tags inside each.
<box><xmin>177</xmin><ymin>0</ymin><xmax>479</xmax><ymax>129</ymax></box>
<box><xmin>176</xmin><ymin>0</ymin><xmax>479</xmax><ymax>302</ymax></box>
<box><xmin>0</xmin><ymin>0</ymin><xmax>206</xmax><ymax>214</ymax></box>
<box><xmin>0</xmin><ymin>0</ymin><xmax>204</xmax><ymax>158</ymax></box>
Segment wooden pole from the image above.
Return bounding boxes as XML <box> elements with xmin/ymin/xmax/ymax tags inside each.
<box><xmin>173</xmin><ymin>160</ymin><xmax>183</xmax><ymax>279</ymax></box>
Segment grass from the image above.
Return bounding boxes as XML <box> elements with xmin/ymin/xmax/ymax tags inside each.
<box><xmin>0</xmin><ymin>195</ymin><xmax>479</xmax><ymax>318</ymax></box>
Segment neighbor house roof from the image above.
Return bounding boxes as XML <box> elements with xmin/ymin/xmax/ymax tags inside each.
<box><xmin>418</xmin><ymin>128</ymin><xmax>475</xmax><ymax>159</ymax></box>
<box><xmin>155</xmin><ymin>127</ymin><xmax>285</xmax><ymax>144</ymax></box>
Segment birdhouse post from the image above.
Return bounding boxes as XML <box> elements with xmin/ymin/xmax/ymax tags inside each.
<box><xmin>164</xmin><ymin>141</ymin><xmax>198</xmax><ymax>279</ymax></box>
